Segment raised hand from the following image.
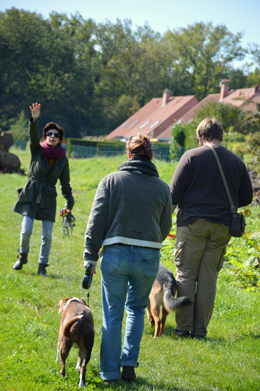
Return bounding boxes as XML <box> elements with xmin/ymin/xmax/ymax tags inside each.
<box><xmin>29</xmin><ymin>102</ymin><xmax>41</xmax><ymax>119</ymax></box>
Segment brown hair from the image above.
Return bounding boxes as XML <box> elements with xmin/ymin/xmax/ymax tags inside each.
<box><xmin>196</xmin><ymin>118</ymin><xmax>223</xmax><ymax>141</ymax></box>
<box><xmin>126</xmin><ymin>133</ymin><xmax>153</xmax><ymax>160</ymax></box>
<box><xmin>42</xmin><ymin>122</ymin><xmax>65</xmax><ymax>143</ymax></box>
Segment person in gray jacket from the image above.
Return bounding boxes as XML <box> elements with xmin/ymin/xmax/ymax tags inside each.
<box><xmin>83</xmin><ymin>134</ymin><xmax>172</xmax><ymax>385</ymax></box>
<box><xmin>13</xmin><ymin>103</ymin><xmax>74</xmax><ymax>276</ymax></box>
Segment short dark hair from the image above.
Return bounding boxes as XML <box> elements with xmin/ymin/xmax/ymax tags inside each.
<box><xmin>42</xmin><ymin>122</ymin><xmax>65</xmax><ymax>142</ymax></box>
<box><xmin>196</xmin><ymin>118</ymin><xmax>223</xmax><ymax>141</ymax></box>
<box><xmin>126</xmin><ymin>133</ymin><xmax>153</xmax><ymax>160</ymax></box>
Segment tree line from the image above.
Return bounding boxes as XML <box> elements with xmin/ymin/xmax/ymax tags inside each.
<box><xmin>1</xmin><ymin>7</ymin><xmax>260</xmax><ymax>138</ymax></box>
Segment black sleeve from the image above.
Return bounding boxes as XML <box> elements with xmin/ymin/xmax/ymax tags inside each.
<box><xmin>238</xmin><ymin>167</ymin><xmax>253</xmax><ymax>207</ymax></box>
<box><xmin>169</xmin><ymin>153</ymin><xmax>190</xmax><ymax>206</ymax></box>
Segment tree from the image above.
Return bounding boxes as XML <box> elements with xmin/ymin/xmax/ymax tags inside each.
<box><xmin>249</xmin><ymin>43</ymin><xmax>260</xmax><ymax>67</ymax></box>
<box><xmin>0</xmin><ymin>8</ymin><xmax>76</xmax><ymax>131</ymax></box>
<box><xmin>164</xmin><ymin>22</ymin><xmax>246</xmax><ymax>100</ymax></box>
<box><xmin>247</xmin><ymin>68</ymin><xmax>260</xmax><ymax>87</ymax></box>
<box><xmin>170</xmin><ymin>121</ymin><xmax>197</xmax><ymax>160</ymax></box>
<box><xmin>194</xmin><ymin>101</ymin><xmax>246</xmax><ymax>133</ymax></box>
<box><xmin>0</xmin><ymin>11</ymin><xmax>255</xmax><ymax>137</ymax></box>
<box><xmin>9</xmin><ymin>111</ymin><xmax>28</xmax><ymax>141</ymax></box>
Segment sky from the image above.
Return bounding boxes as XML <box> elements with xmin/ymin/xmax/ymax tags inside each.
<box><xmin>1</xmin><ymin>0</ymin><xmax>260</xmax><ymax>67</ymax></box>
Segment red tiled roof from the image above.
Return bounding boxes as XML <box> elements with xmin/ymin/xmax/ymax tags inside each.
<box><xmin>107</xmin><ymin>86</ymin><xmax>260</xmax><ymax>141</ymax></box>
<box><xmin>180</xmin><ymin>87</ymin><xmax>260</xmax><ymax>123</ymax></box>
<box><xmin>243</xmin><ymin>94</ymin><xmax>260</xmax><ymax>112</ymax></box>
<box><xmin>107</xmin><ymin>95</ymin><xmax>199</xmax><ymax>140</ymax></box>
<box><xmin>222</xmin><ymin>88</ymin><xmax>256</xmax><ymax>107</ymax></box>
<box><xmin>181</xmin><ymin>93</ymin><xmax>220</xmax><ymax>123</ymax></box>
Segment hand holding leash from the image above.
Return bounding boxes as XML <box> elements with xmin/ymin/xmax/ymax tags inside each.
<box><xmin>82</xmin><ymin>264</ymin><xmax>96</xmax><ymax>306</ymax></box>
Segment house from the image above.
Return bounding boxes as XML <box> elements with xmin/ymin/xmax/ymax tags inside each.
<box><xmin>178</xmin><ymin>80</ymin><xmax>260</xmax><ymax>123</ymax></box>
<box><xmin>106</xmin><ymin>89</ymin><xmax>199</xmax><ymax>141</ymax></box>
<box><xmin>107</xmin><ymin>81</ymin><xmax>260</xmax><ymax>141</ymax></box>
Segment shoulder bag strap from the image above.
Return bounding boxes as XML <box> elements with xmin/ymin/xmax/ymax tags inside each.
<box><xmin>207</xmin><ymin>144</ymin><xmax>236</xmax><ymax>213</ymax></box>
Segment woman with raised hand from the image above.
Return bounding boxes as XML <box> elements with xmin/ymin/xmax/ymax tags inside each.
<box><xmin>13</xmin><ymin>103</ymin><xmax>74</xmax><ymax>276</ymax></box>
<box><xmin>83</xmin><ymin>134</ymin><xmax>172</xmax><ymax>384</ymax></box>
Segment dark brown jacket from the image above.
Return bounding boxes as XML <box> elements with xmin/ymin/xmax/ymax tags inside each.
<box><xmin>14</xmin><ymin>118</ymin><xmax>74</xmax><ymax>222</ymax></box>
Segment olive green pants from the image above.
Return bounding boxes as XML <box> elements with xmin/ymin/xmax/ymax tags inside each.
<box><xmin>174</xmin><ymin>219</ymin><xmax>231</xmax><ymax>337</ymax></box>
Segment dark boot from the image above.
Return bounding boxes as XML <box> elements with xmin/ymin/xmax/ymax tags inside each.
<box><xmin>122</xmin><ymin>366</ymin><xmax>136</xmax><ymax>382</ymax></box>
<box><xmin>38</xmin><ymin>263</ymin><xmax>49</xmax><ymax>276</ymax></box>
<box><xmin>13</xmin><ymin>250</ymin><xmax>28</xmax><ymax>270</ymax></box>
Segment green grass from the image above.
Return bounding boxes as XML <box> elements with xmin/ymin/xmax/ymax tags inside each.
<box><xmin>0</xmin><ymin>147</ymin><xmax>259</xmax><ymax>391</ymax></box>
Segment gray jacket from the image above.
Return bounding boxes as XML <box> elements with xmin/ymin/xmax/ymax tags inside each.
<box><xmin>84</xmin><ymin>157</ymin><xmax>172</xmax><ymax>266</ymax></box>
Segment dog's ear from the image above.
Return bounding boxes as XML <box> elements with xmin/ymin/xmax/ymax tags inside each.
<box><xmin>58</xmin><ymin>298</ymin><xmax>69</xmax><ymax>314</ymax></box>
<box><xmin>79</xmin><ymin>298</ymin><xmax>87</xmax><ymax>306</ymax></box>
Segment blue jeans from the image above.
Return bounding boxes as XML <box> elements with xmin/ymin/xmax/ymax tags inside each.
<box><xmin>99</xmin><ymin>244</ymin><xmax>160</xmax><ymax>380</ymax></box>
<box><xmin>20</xmin><ymin>215</ymin><xmax>54</xmax><ymax>264</ymax></box>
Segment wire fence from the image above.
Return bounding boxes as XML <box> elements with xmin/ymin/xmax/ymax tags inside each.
<box><xmin>13</xmin><ymin>140</ymin><xmax>27</xmax><ymax>150</ymax></box>
<box><xmin>12</xmin><ymin>141</ymin><xmax>186</xmax><ymax>161</ymax></box>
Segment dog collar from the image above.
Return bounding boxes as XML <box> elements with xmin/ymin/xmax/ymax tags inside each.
<box><xmin>62</xmin><ymin>297</ymin><xmax>82</xmax><ymax>313</ymax></box>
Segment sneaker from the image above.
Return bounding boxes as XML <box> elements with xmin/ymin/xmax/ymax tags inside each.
<box><xmin>122</xmin><ymin>366</ymin><xmax>136</xmax><ymax>382</ymax></box>
<box><xmin>175</xmin><ymin>329</ymin><xmax>190</xmax><ymax>337</ymax></box>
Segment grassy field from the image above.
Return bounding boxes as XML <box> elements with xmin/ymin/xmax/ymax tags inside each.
<box><xmin>0</xmin><ymin>147</ymin><xmax>259</xmax><ymax>391</ymax></box>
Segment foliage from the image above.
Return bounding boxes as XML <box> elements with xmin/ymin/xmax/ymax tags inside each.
<box><xmin>170</xmin><ymin>122</ymin><xmax>186</xmax><ymax>160</ymax></box>
<box><xmin>194</xmin><ymin>101</ymin><xmax>247</xmax><ymax>133</ymax></box>
<box><xmin>1</xmin><ymin>9</ymin><xmax>260</xmax><ymax>138</ymax></box>
<box><xmin>225</xmin><ymin>210</ymin><xmax>260</xmax><ymax>291</ymax></box>
<box><xmin>170</xmin><ymin>121</ymin><xmax>198</xmax><ymax>160</ymax></box>
<box><xmin>9</xmin><ymin>111</ymin><xmax>29</xmax><ymax>141</ymax></box>
<box><xmin>243</xmin><ymin>102</ymin><xmax>260</xmax><ymax>133</ymax></box>
<box><xmin>171</xmin><ymin>122</ymin><xmax>186</xmax><ymax>147</ymax></box>
<box><xmin>247</xmin><ymin>67</ymin><xmax>260</xmax><ymax>86</ymax></box>
<box><xmin>250</xmin><ymin>43</ymin><xmax>260</xmax><ymax>67</ymax></box>
<box><xmin>164</xmin><ymin>22</ymin><xmax>246</xmax><ymax>100</ymax></box>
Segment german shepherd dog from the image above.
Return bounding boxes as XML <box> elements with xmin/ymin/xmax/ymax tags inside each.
<box><xmin>147</xmin><ymin>263</ymin><xmax>192</xmax><ymax>338</ymax></box>
<box><xmin>57</xmin><ymin>297</ymin><xmax>94</xmax><ymax>388</ymax></box>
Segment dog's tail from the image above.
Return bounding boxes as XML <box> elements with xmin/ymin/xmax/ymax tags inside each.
<box><xmin>63</xmin><ymin>314</ymin><xmax>84</xmax><ymax>339</ymax></box>
<box><xmin>163</xmin><ymin>285</ymin><xmax>192</xmax><ymax>313</ymax></box>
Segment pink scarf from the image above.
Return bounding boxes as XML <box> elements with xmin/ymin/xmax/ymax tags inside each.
<box><xmin>40</xmin><ymin>140</ymin><xmax>66</xmax><ymax>160</ymax></box>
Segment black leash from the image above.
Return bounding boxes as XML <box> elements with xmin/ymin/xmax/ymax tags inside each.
<box><xmin>82</xmin><ymin>264</ymin><xmax>93</xmax><ymax>307</ymax></box>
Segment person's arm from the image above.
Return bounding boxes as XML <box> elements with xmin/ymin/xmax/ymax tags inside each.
<box><xmin>83</xmin><ymin>178</ymin><xmax>110</xmax><ymax>267</ymax></box>
<box><xmin>29</xmin><ymin>102</ymin><xmax>41</xmax><ymax>154</ymax></box>
<box><xmin>160</xmin><ymin>187</ymin><xmax>173</xmax><ymax>241</ymax></box>
<box><xmin>59</xmin><ymin>158</ymin><xmax>74</xmax><ymax>210</ymax></box>
<box><xmin>169</xmin><ymin>153</ymin><xmax>190</xmax><ymax>206</ymax></box>
<box><xmin>238</xmin><ymin>166</ymin><xmax>253</xmax><ymax>207</ymax></box>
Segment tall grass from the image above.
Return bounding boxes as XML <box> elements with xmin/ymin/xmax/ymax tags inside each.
<box><xmin>0</xmin><ymin>148</ymin><xmax>259</xmax><ymax>391</ymax></box>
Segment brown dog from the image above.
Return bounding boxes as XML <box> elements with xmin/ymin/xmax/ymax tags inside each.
<box><xmin>57</xmin><ymin>297</ymin><xmax>94</xmax><ymax>388</ymax></box>
<box><xmin>147</xmin><ymin>263</ymin><xmax>192</xmax><ymax>338</ymax></box>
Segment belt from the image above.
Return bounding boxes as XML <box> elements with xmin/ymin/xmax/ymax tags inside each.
<box><xmin>114</xmin><ymin>243</ymin><xmax>155</xmax><ymax>250</ymax></box>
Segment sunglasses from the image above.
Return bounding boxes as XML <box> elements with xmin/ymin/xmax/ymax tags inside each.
<box><xmin>46</xmin><ymin>131</ymin><xmax>60</xmax><ymax>138</ymax></box>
